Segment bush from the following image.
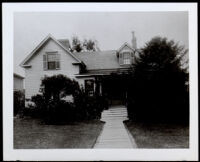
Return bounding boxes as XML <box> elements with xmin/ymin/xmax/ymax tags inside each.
<box><xmin>26</xmin><ymin>74</ymin><xmax>105</xmax><ymax>124</ymax></box>
<box><xmin>74</xmin><ymin>88</ymin><xmax>106</xmax><ymax>120</ymax></box>
<box><xmin>44</xmin><ymin>100</ymin><xmax>76</xmax><ymax>124</ymax></box>
<box><xmin>24</xmin><ymin>94</ymin><xmax>47</xmax><ymax>118</ymax></box>
<box><xmin>14</xmin><ymin>90</ymin><xmax>25</xmax><ymax>116</ymax></box>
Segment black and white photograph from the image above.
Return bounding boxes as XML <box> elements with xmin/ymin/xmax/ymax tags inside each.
<box><xmin>3</xmin><ymin>2</ymin><xmax>198</xmax><ymax>161</ymax></box>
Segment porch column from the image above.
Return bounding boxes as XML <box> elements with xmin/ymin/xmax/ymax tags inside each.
<box><xmin>99</xmin><ymin>82</ymin><xmax>102</xmax><ymax>96</ymax></box>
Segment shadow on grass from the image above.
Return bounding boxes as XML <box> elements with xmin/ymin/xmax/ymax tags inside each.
<box><xmin>124</xmin><ymin>120</ymin><xmax>189</xmax><ymax>148</ymax></box>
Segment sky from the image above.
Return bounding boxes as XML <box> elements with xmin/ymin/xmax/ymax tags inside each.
<box><xmin>14</xmin><ymin>12</ymin><xmax>188</xmax><ymax>76</ymax></box>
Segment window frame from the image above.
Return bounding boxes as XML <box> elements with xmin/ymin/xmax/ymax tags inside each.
<box><xmin>43</xmin><ymin>51</ymin><xmax>60</xmax><ymax>70</ymax></box>
<box><xmin>84</xmin><ymin>79</ymin><xmax>95</xmax><ymax>96</ymax></box>
<box><xmin>123</xmin><ymin>52</ymin><xmax>131</xmax><ymax>65</ymax></box>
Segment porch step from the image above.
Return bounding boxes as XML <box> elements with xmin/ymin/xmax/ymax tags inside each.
<box><xmin>102</xmin><ymin>112</ymin><xmax>127</xmax><ymax>114</ymax></box>
<box><xmin>100</xmin><ymin>106</ymin><xmax>128</xmax><ymax>122</ymax></box>
<box><xmin>102</xmin><ymin>110</ymin><xmax>127</xmax><ymax>113</ymax></box>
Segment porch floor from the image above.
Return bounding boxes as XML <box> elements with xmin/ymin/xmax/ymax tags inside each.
<box><xmin>94</xmin><ymin>105</ymin><xmax>137</xmax><ymax>148</ymax></box>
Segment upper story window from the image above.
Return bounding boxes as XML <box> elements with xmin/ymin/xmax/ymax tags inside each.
<box><xmin>123</xmin><ymin>52</ymin><xmax>131</xmax><ymax>64</ymax></box>
<box><xmin>43</xmin><ymin>52</ymin><xmax>60</xmax><ymax>70</ymax></box>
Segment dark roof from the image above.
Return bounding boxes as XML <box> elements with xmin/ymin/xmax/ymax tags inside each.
<box><xmin>14</xmin><ymin>73</ymin><xmax>24</xmax><ymax>79</ymax></box>
<box><xmin>74</xmin><ymin>50</ymin><xmax>124</xmax><ymax>70</ymax></box>
<box><xmin>58</xmin><ymin>39</ymin><xmax>70</xmax><ymax>49</ymax></box>
<box><xmin>75</xmin><ymin>68</ymin><xmax>131</xmax><ymax>78</ymax></box>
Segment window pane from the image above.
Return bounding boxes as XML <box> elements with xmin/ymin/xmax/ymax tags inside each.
<box><xmin>48</xmin><ymin>62</ymin><xmax>56</xmax><ymax>69</ymax></box>
<box><xmin>48</xmin><ymin>54</ymin><xmax>57</xmax><ymax>61</ymax></box>
<box><xmin>46</xmin><ymin>53</ymin><xmax>60</xmax><ymax>70</ymax></box>
<box><xmin>123</xmin><ymin>52</ymin><xmax>131</xmax><ymax>64</ymax></box>
<box><xmin>124</xmin><ymin>59</ymin><xmax>131</xmax><ymax>64</ymax></box>
<box><xmin>123</xmin><ymin>52</ymin><xmax>130</xmax><ymax>59</ymax></box>
<box><xmin>85</xmin><ymin>80</ymin><xmax>94</xmax><ymax>96</ymax></box>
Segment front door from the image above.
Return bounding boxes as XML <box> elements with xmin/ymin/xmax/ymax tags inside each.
<box><xmin>101</xmin><ymin>75</ymin><xmax>127</xmax><ymax>106</ymax></box>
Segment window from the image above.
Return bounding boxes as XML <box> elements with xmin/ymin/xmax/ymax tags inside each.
<box><xmin>123</xmin><ymin>52</ymin><xmax>131</xmax><ymax>64</ymax></box>
<box><xmin>85</xmin><ymin>79</ymin><xmax>94</xmax><ymax>96</ymax></box>
<box><xmin>43</xmin><ymin>52</ymin><xmax>60</xmax><ymax>70</ymax></box>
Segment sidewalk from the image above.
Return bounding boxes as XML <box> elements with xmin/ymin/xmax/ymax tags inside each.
<box><xmin>94</xmin><ymin>105</ymin><xmax>137</xmax><ymax>148</ymax></box>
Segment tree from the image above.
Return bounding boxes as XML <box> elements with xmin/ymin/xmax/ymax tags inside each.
<box><xmin>40</xmin><ymin>74</ymin><xmax>81</xmax><ymax>102</ymax></box>
<box><xmin>83</xmin><ymin>39</ymin><xmax>99</xmax><ymax>51</ymax></box>
<box><xmin>127</xmin><ymin>37</ymin><xmax>189</xmax><ymax>123</ymax></box>
<box><xmin>71</xmin><ymin>36</ymin><xmax>83</xmax><ymax>52</ymax></box>
<box><xmin>70</xmin><ymin>36</ymin><xmax>99</xmax><ymax>52</ymax></box>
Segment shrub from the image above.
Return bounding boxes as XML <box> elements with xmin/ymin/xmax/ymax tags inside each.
<box><xmin>73</xmin><ymin>88</ymin><xmax>106</xmax><ymax>120</ymax></box>
<box><xmin>40</xmin><ymin>74</ymin><xmax>81</xmax><ymax>102</ymax></box>
<box><xmin>27</xmin><ymin>74</ymin><xmax>105</xmax><ymax>124</ymax></box>
<box><xmin>44</xmin><ymin>100</ymin><xmax>76</xmax><ymax>124</ymax></box>
<box><xmin>30</xmin><ymin>94</ymin><xmax>45</xmax><ymax>110</ymax></box>
<box><xmin>14</xmin><ymin>90</ymin><xmax>25</xmax><ymax>116</ymax></box>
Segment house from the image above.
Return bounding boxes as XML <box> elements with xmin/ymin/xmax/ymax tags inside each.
<box><xmin>20</xmin><ymin>32</ymin><xmax>138</xmax><ymax>105</ymax></box>
<box><xmin>14</xmin><ymin>73</ymin><xmax>24</xmax><ymax>91</ymax></box>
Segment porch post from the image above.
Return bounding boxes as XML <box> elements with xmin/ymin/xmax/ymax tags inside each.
<box><xmin>99</xmin><ymin>82</ymin><xmax>102</xmax><ymax>96</ymax></box>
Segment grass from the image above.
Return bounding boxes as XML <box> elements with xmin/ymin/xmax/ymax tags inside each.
<box><xmin>14</xmin><ymin>117</ymin><xmax>104</xmax><ymax>149</ymax></box>
<box><xmin>124</xmin><ymin>121</ymin><xmax>189</xmax><ymax>148</ymax></box>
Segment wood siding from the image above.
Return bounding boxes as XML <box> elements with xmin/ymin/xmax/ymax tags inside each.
<box><xmin>24</xmin><ymin>39</ymin><xmax>82</xmax><ymax>99</ymax></box>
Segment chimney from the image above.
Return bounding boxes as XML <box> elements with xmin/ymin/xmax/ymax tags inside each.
<box><xmin>131</xmin><ymin>31</ymin><xmax>137</xmax><ymax>49</ymax></box>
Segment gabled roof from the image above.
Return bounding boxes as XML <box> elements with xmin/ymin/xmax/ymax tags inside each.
<box><xmin>74</xmin><ymin>50</ymin><xmax>124</xmax><ymax>70</ymax></box>
<box><xmin>20</xmin><ymin>34</ymin><xmax>82</xmax><ymax>67</ymax></box>
<box><xmin>58</xmin><ymin>39</ymin><xmax>70</xmax><ymax>49</ymax></box>
<box><xmin>117</xmin><ymin>42</ymin><xmax>136</xmax><ymax>53</ymax></box>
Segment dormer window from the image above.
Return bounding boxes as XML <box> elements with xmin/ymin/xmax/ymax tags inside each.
<box><xmin>123</xmin><ymin>52</ymin><xmax>131</xmax><ymax>64</ymax></box>
<box><xmin>118</xmin><ymin>42</ymin><xmax>135</xmax><ymax>65</ymax></box>
<box><xmin>43</xmin><ymin>52</ymin><xmax>60</xmax><ymax>70</ymax></box>
<box><xmin>119</xmin><ymin>52</ymin><xmax>132</xmax><ymax>65</ymax></box>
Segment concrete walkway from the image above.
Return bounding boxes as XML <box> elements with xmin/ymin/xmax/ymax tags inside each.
<box><xmin>94</xmin><ymin>105</ymin><xmax>137</xmax><ymax>148</ymax></box>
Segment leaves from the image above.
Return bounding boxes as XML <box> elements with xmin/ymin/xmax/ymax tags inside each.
<box><xmin>70</xmin><ymin>36</ymin><xmax>99</xmax><ymax>52</ymax></box>
<box><xmin>127</xmin><ymin>37</ymin><xmax>189</xmax><ymax>123</ymax></box>
<box><xmin>40</xmin><ymin>74</ymin><xmax>81</xmax><ymax>102</ymax></box>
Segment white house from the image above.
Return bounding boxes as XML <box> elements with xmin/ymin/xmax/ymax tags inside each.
<box><xmin>20</xmin><ymin>32</ymin><xmax>138</xmax><ymax>104</ymax></box>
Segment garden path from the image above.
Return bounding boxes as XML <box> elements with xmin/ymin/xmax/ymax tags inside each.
<box><xmin>94</xmin><ymin>105</ymin><xmax>137</xmax><ymax>148</ymax></box>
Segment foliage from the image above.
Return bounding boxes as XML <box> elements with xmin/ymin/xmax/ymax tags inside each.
<box><xmin>74</xmin><ymin>87</ymin><xmax>106</xmax><ymax>120</ymax></box>
<box><xmin>70</xmin><ymin>36</ymin><xmax>99</xmax><ymax>52</ymax></box>
<box><xmin>23</xmin><ymin>94</ymin><xmax>46</xmax><ymax>118</ymax></box>
<box><xmin>44</xmin><ymin>100</ymin><xmax>76</xmax><ymax>124</ymax></box>
<box><xmin>83</xmin><ymin>39</ymin><xmax>98</xmax><ymax>51</ymax></box>
<box><xmin>127</xmin><ymin>37</ymin><xmax>189</xmax><ymax>123</ymax></box>
<box><xmin>14</xmin><ymin>90</ymin><xmax>25</xmax><ymax>116</ymax></box>
<box><xmin>71</xmin><ymin>36</ymin><xmax>83</xmax><ymax>52</ymax></box>
<box><xmin>31</xmin><ymin>94</ymin><xmax>45</xmax><ymax>109</ymax></box>
<box><xmin>40</xmin><ymin>74</ymin><xmax>81</xmax><ymax>102</ymax></box>
<box><xmin>26</xmin><ymin>75</ymin><xmax>105</xmax><ymax>124</ymax></box>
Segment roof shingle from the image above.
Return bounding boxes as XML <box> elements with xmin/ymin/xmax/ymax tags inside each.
<box><xmin>74</xmin><ymin>50</ymin><xmax>122</xmax><ymax>70</ymax></box>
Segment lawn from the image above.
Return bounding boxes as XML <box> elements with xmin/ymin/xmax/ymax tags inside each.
<box><xmin>14</xmin><ymin>117</ymin><xmax>104</xmax><ymax>149</ymax></box>
<box><xmin>124</xmin><ymin>121</ymin><xmax>189</xmax><ymax>148</ymax></box>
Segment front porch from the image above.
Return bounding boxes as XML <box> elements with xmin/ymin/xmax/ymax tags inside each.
<box><xmin>76</xmin><ymin>71</ymin><xmax>130</xmax><ymax>107</ymax></box>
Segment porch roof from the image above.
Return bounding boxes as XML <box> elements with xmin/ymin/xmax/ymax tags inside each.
<box><xmin>75</xmin><ymin>68</ymin><xmax>131</xmax><ymax>78</ymax></box>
